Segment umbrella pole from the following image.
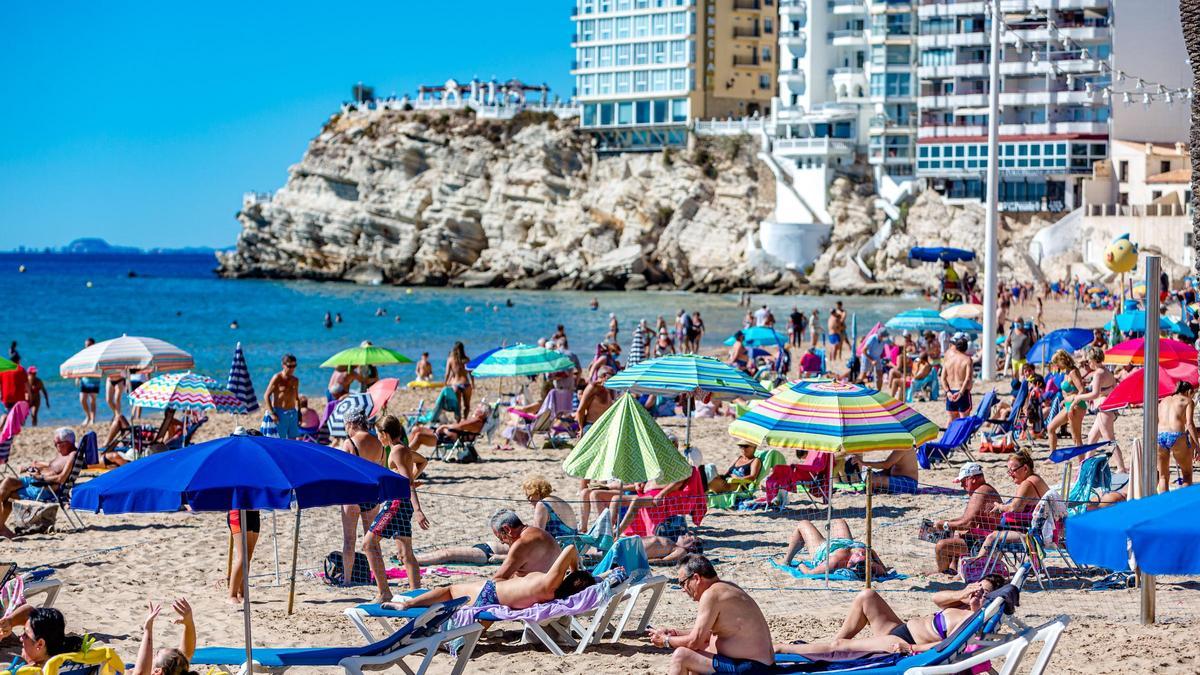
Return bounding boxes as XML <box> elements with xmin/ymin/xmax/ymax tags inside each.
<box><xmin>239</xmin><ymin>510</ymin><xmax>255</xmax><ymax>675</ymax></box>
<box><xmin>226</xmin><ymin>532</ymin><xmax>234</xmax><ymax>581</ymax></box>
<box><xmin>685</xmin><ymin>396</ymin><xmax>692</xmax><ymax>449</ymax></box>
<box><xmin>825</xmin><ymin>457</ymin><xmax>833</xmax><ymax>590</ymax></box>
<box><xmin>287</xmin><ymin>509</ymin><xmax>302</xmax><ymax>615</ymax></box>
<box><xmin>864</xmin><ymin>475</ymin><xmax>873</xmax><ymax>590</ymax></box>
<box><xmin>272</xmin><ymin>511</ymin><xmax>280</xmax><ymax>585</ymax></box>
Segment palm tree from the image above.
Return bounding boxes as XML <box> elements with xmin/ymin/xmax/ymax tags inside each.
<box><xmin>1183</xmin><ymin>1</ymin><xmax>1200</xmax><ymax>271</ymax></box>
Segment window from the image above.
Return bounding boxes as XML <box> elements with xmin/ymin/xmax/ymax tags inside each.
<box><xmin>583</xmin><ymin>104</ymin><xmax>597</xmax><ymax>126</ymax></box>
<box><xmin>654</xmin><ymin>99</ymin><xmax>668</xmax><ymax>123</ymax></box>
<box><xmin>617</xmin><ymin>101</ymin><xmax>633</xmax><ymax>125</ymax></box>
<box><xmin>615</xmin><ymin>71</ymin><xmax>631</xmax><ymax>93</ymax></box>
<box><xmin>634</xmin><ymin>43</ymin><xmax>649</xmax><ymax>64</ymax></box>
<box><xmin>634</xmin><ymin>15</ymin><xmax>649</xmax><ymax>37</ymax></box>
<box><xmin>600</xmin><ymin>102</ymin><xmax>613</xmax><ymax>125</ymax></box>
<box><xmin>761</xmin><ymin>46</ymin><xmax>771</xmax><ymax>62</ymax></box>
<box><xmin>636</xmin><ymin>101</ymin><xmax>650</xmax><ymax>124</ymax></box>
<box><xmin>652</xmin><ymin>69</ymin><xmax>667</xmax><ymax>91</ymax></box>
<box><xmin>634</xmin><ymin>70</ymin><xmax>649</xmax><ymax>92</ymax></box>
<box><xmin>616</xmin><ymin>17</ymin><xmax>630</xmax><ymax>39</ymax></box>
<box><xmin>759</xmin><ymin>74</ymin><xmax>770</xmax><ymax>89</ymax></box>
<box><xmin>869</xmin><ymin>73</ymin><xmax>910</xmax><ymax>97</ymax></box>
<box><xmin>671</xmin><ymin>98</ymin><xmax>688</xmax><ymax>122</ymax></box>
<box><xmin>615</xmin><ymin>44</ymin><xmax>630</xmax><ymax>66</ymax></box>
<box><xmin>1162</xmin><ymin>161</ymin><xmax>1173</xmax><ymax>174</ymax></box>
<box><xmin>1119</xmin><ymin>160</ymin><xmax>1129</xmax><ymax>182</ymax></box>
<box><xmin>764</xmin><ymin>18</ymin><xmax>773</xmax><ymax>34</ymax></box>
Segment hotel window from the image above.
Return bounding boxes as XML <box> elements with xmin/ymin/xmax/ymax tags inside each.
<box><xmin>616</xmin><ymin>17</ymin><xmax>631</xmax><ymax>39</ymax></box>
<box><xmin>598</xmin><ymin>46</ymin><xmax>613</xmax><ymax>66</ymax></box>
<box><xmin>653</xmin><ymin>42</ymin><xmax>666</xmax><ymax>63</ymax></box>
<box><xmin>615</xmin><ymin>72</ymin><xmax>631</xmax><ymax>93</ymax></box>
<box><xmin>598</xmin><ymin>18</ymin><xmax>613</xmax><ymax>39</ymax></box>
<box><xmin>635</xmin><ymin>15</ymin><xmax>650</xmax><ymax>37</ymax></box>
<box><xmin>671</xmin><ymin>40</ymin><xmax>687</xmax><ymax>62</ymax></box>
<box><xmin>599</xmin><ymin>0</ymin><xmax>610</xmax><ymax>11</ymax></box>
<box><xmin>600</xmin><ymin>102</ymin><xmax>614</xmax><ymax>125</ymax></box>
<box><xmin>652</xmin><ymin>69</ymin><xmax>668</xmax><ymax>90</ymax></box>
<box><xmin>583</xmin><ymin>104</ymin><xmax>597</xmax><ymax>126</ymax></box>
<box><xmin>580</xmin><ymin>75</ymin><xmax>595</xmax><ymax>95</ymax></box>
<box><xmin>761</xmin><ymin>46</ymin><xmax>771</xmax><ymax>62</ymax></box>
<box><xmin>654</xmin><ymin>99</ymin><xmax>668</xmax><ymax>122</ymax></box>
<box><xmin>652</xmin><ymin>13</ymin><xmax>667</xmax><ymax>35</ymax></box>
<box><xmin>634</xmin><ymin>43</ymin><xmax>650</xmax><ymax>64</ymax></box>
<box><xmin>636</xmin><ymin>101</ymin><xmax>651</xmax><ymax>123</ymax></box>
<box><xmin>580</xmin><ymin>47</ymin><xmax>595</xmax><ymax>67</ymax></box>
<box><xmin>581</xmin><ymin>0</ymin><xmax>595</xmax><ymax>14</ymax></box>
<box><xmin>764</xmin><ymin>18</ymin><xmax>773</xmax><ymax>34</ymax></box>
<box><xmin>759</xmin><ymin>74</ymin><xmax>770</xmax><ymax>89</ymax></box>
<box><xmin>616</xmin><ymin>44</ymin><xmax>631</xmax><ymax>65</ymax></box>
<box><xmin>597</xmin><ymin>73</ymin><xmax>613</xmax><ymax>94</ymax></box>
<box><xmin>670</xmin><ymin>68</ymin><xmax>687</xmax><ymax>89</ymax></box>
<box><xmin>635</xmin><ymin>70</ymin><xmax>649</xmax><ymax>92</ymax></box>
<box><xmin>672</xmin><ymin>98</ymin><xmax>688</xmax><ymax>122</ymax></box>
<box><xmin>618</xmin><ymin>101</ymin><xmax>633</xmax><ymax>125</ymax></box>
<box><xmin>671</xmin><ymin>11</ymin><xmax>687</xmax><ymax>34</ymax></box>
<box><xmin>580</xmin><ymin>20</ymin><xmax>595</xmax><ymax>41</ymax></box>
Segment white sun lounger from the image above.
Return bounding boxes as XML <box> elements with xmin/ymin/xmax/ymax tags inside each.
<box><xmin>906</xmin><ymin>614</ymin><xmax>1070</xmax><ymax>675</ymax></box>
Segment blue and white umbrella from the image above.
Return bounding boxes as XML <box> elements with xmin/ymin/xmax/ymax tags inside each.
<box><xmin>885</xmin><ymin>309</ymin><xmax>954</xmax><ymax>334</ymax></box>
<box><xmin>227</xmin><ymin>342</ymin><xmax>259</xmax><ymax>414</ymax></box>
<box><xmin>326</xmin><ymin>393</ymin><xmax>374</xmax><ymax>438</ymax></box>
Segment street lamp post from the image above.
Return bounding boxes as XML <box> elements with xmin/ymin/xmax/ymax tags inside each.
<box><xmin>981</xmin><ymin>0</ymin><xmax>1002</xmax><ymax>381</ymax></box>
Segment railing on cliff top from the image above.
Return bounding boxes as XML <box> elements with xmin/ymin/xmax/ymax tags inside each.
<box><xmin>339</xmin><ymin>97</ymin><xmax>581</xmax><ymax>121</ymax></box>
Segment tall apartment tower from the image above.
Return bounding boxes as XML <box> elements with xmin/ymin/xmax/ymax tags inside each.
<box><xmin>915</xmin><ymin>1</ymin><xmax>1113</xmax><ymax>212</ymax></box>
<box><xmin>572</xmin><ymin>0</ymin><xmax>778</xmax><ymax>151</ymax></box>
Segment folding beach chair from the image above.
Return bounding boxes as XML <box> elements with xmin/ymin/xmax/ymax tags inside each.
<box><xmin>918</xmin><ymin>417</ymin><xmax>980</xmax><ymax>469</ymax></box>
<box><xmin>25</xmin><ymin>432</ymin><xmax>92</xmax><ymax>531</ymax></box>
<box><xmin>905</xmin><ymin>615</ymin><xmax>1071</xmax><ymax>675</ymax></box>
<box><xmin>195</xmin><ymin>598</ymin><xmax>480</xmax><ymax>675</ymax></box>
<box><xmin>707</xmin><ymin>448</ymin><xmax>787</xmax><ymax>509</ymax></box>
<box><xmin>1048</xmin><ymin>442</ymin><xmax>1112</xmax><ymax>515</ymax></box>
<box><xmin>981</xmin><ymin>382</ymin><xmax>1028</xmax><ymax>452</ymax></box>
<box><xmin>980</xmin><ymin>493</ymin><xmax>1073</xmax><ymax>589</ymax></box>
<box><xmin>763</xmin><ymin>452</ymin><xmax>831</xmax><ymax>508</ymax></box>
<box><xmin>622</xmin><ymin>468</ymin><xmax>707</xmax><ymax>537</ymax></box>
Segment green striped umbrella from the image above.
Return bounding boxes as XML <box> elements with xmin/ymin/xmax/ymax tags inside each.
<box><xmin>563</xmin><ymin>393</ymin><xmax>692</xmax><ymax>484</ymax></box>
<box><xmin>320</xmin><ymin>345</ymin><xmax>412</xmax><ymax>368</ymax></box>
<box><xmin>604</xmin><ymin>354</ymin><xmax>769</xmax><ymax>400</ymax></box>
<box><xmin>0</xmin><ymin>356</ymin><xmax>15</xmax><ymax>373</ymax></box>
<box><xmin>470</xmin><ymin>344</ymin><xmax>574</xmax><ymax>378</ymax></box>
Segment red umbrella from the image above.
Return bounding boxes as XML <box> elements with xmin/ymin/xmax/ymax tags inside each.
<box><xmin>366</xmin><ymin>378</ymin><xmax>401</xmax><ymax>419</ymax></box>
<box><xmin>1100</xmin><ymin>364</ymin><xmax>1198</xmax><ymax>411</ymax></box>
<box><xmin>1103</xmin><ymin>337</ymin><xmax>1199</xmax><ymax>366</ymax></box>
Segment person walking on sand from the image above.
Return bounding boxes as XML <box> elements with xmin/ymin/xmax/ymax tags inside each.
<box><xmin>339</xmin><ymin>408</ymin><xmax>389</xmax><ymax>599</ymax></box>
<box><xmin>26</xmin><ymin>367</ymin><xmax>48</xmax><ymax>426</ymax></box>
<box><xmin>828</xmin><ymin>302</ymin><xmax>847</xmax><ymax>361</ymax></box>
<box><xmin>1156</xmin><ymin>381</ymin><xmax>1197</xmax><ymax>493</ymax></box>
<box><xmin>940</xmin><ymin>337</ymin><xmax>973</xmax><ymax>424</ymax></box>
<box><xmin>648</xmin><ymin>554</ymin><xmax>776</xmax><ymax>675</ymax></box>
<box><xmin>445</xmin><ymin>342</ymin><xmax>472</xmax><ymax>420</ymax></box>
<box><xmin>364</xmin><ymin>414</ymin><xmax>430</xmax><ymax>592</ymax></box>
<box><xmin>810</xmin><ymin>309</ymin><xmax>822</xmax><ymax>346</ymax></box>
<box><xmin>262</xmin><ymin>354</ymin><xmax>301</xmax><ymax>440</ymax></box>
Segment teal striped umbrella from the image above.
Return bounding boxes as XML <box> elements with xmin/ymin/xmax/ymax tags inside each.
<box><xmin>885</xmin><ymin>308</ymin><xmax>954</xmax><ymax>334</ymax></box>
<box><xmin>604</xmin><ymin>354</ymin><xmax>770</xmax><ymax>400</ymax></box>
<box><xmin>470</xmin><ymin>344</ymin><xmax>575</xmax><ymax>378</ymax></box>
<box><xmin>605</xmin><ymin>354</ymin><xmax>770</xmax><ymax>446</ymax></box>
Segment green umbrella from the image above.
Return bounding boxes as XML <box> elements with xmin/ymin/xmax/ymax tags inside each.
<box><xmin>320</xmin><ymin>345</ymin><xmax>412</xmax><ymax>368</ymax></box>
<box><xmin>563</xmin><ymin>393</ymin><xmax>692</xmax><ymax>484</ymax></box>
<box><xmin>0</xmin><ymin>357</ymin><xmax>15</xmax><ymax>373</ymax></box>
<box><xmin>471</xmin><ymin>344</ymin><xmax>574</xmax><ymax>378</ymax></box>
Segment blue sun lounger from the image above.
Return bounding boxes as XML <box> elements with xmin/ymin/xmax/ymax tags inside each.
<box><xmin>192</xmin><ymin>599</ymin><xmax>481</xmax><ymax>675</ymax></box>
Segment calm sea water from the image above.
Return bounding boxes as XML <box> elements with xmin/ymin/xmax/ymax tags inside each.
<box><xmin>0</xmin><ymin>253</ymin><xmax>924</xmax><ymax>424</ymax></box>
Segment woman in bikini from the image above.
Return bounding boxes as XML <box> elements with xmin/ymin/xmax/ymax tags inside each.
<box><xmin>1046</xmin><ymin>350</ymin><xmax>1087</xmax><ymax>453</ymax></box>
<box><xmin>775</xmin><ymin>575</ymin><xmax>1007</xmax><ymax>659</ymax></box>
<box><xmin>707</xmin><ymin>441</ymin><xmax>763</xmax><ymax>494</ymax></box>
<box><xmin>1077</xmin><ymin>347</ymin><xmax>1124</xmax><ymax>472</ymax></box>
<box><xmin>522</xmin><ymin>474</ymin><xmax>578</xmax><ymax>538</ymax></box>
<box><xmin>782</xmin><ymin>518</ymin><xmax>888</xmax><ymax>578</ymax></box>
<box><xmin>978</xmin><ymin>450</ymin><xmax>1049</xmax><ymax>550</ymax></box>
<box><xmin>445</xmin><ymin>342</ymin><xmax>472</xmax><ymax>421</ymax></box>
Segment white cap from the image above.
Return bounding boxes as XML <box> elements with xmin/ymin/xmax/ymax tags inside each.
<box><xmin>956</xmin><ymin>462</ymin><xmax>984</xmax><ymax>482</ymax></box>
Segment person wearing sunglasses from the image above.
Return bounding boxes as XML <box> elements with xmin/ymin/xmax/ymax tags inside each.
<box><xmin>648</xmin><ymin>554</ymin><xmax>775</xmax><ymax>674</ymax></box>
<box><xmin>3</xmin><ymin>608</ymin><xmax>83</xmax><ymax>671</ymax></box>
<box><xmin>261</xmin><ymin>354</ymin><xmax>300</xmax><ymax>440</ymax></box>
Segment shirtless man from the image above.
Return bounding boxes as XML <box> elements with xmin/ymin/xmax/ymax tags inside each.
<box><xmin>861</xmin><ymin>448</ymin><xmax>920</xmax><ymax>495</ymax></box>
<box><xmin>829</xmin><ymin>302</ymin><xmax>847</xmax><ymax>361</ymax></box>
<box><xmin>408</xmin><ymin>403</ymin><xmax>490</xmax><ymax>453</ymax></box>
<box><xmin>939</xmin><ymin>337</ymin><xmax>974</xmax><ymax>423</ymax></box>
<box><xmin>0</xmin><ymin>427</ymin><xmax>78</xmax><ymax>538</ymax></box>
<box><xmin>262</xmin><ymin>354</ymin><xmax>301</xmax><ymax>439</ymax></box>
<box><xmin>414</xmin><ymin>352</ymin><xmax>434</xmax><ymax>382</ymax></box>
<box><xmin>650</xmin><ymin>555</ymin><xmax>775</xmax><ymax>675</ymax></box>
<box><xmin>339</xmin><ymin>409</ymin><xmax>388</xmax><ymax>599</ymax></box>
<box><xmin>389</xmin><ymin>544</ymin><xmax>593</xmax><ymax>612</ymax></box>
<box><xmin>576</xmin><ymin>367</ymin><xmax>615</xmax><ymax>436</ymax></box>
<box><xmin>1156</xmin><ymin>381</ymin><xmax>1197</xmax><ymax>493</ymax></box>
<box><xmin>488</xmin><ymin>509</ymin><xmax>562</xmax><ymax>580</ymax></box>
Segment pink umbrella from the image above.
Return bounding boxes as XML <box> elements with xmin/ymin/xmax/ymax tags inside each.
<box><xmin>366</xmin><ymin>378</ymin><xmax>401</xmax><ymax>419</ymax></box>
<box><xmin>1103</xmin><ymin>337</ymin><xmax>1199</xmax><ymax>366</ymax></box>
<box><xmin>1099</xmin><ymin>364</ymin><xmax>1198</xmax><ymax>411</ymax></box>
<box><xmin>856</xmin><ymin>322</ymin><xmax>884</xmax><ymax>356</ymax></box>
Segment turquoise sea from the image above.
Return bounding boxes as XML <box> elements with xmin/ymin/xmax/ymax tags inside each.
<box><xmin>0</xmin><ymin>253</ymin><xmax>925</xmax><ymax>424</ymax></box>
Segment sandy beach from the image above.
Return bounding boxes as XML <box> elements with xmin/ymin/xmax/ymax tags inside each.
<box><xmin>3</xmin><ymin>299</ymin><xmax>1200</xmax><ymax>674</ymax></box>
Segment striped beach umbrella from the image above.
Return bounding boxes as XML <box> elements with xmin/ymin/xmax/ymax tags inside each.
<box><xmin>885</xmin><ymin>309</ymin><xmax>954</xmax><ymax>335</ymax></box>
<box><xmin>325</xmin><ymin>393</ymin><xmax>373</xmax><ymax>438</ymax></box>
<box><xmin>723</xmin><ymin>326</ymin><xmax>787</xmax><ymax>348</ymax></box>
<box><xmin>563</xmin><ymin>393</ymin><xmax>692</xmax><ymax>484</ymax></box>
<box><xmin>60</xmin><ymin>335</ymin><xmax>193</xmax><ymax>378</ymax></box>
<box><xmin>320</xmin><ymin>344</ymin><xmax>412</xmax><ymax>368</ymax></box>
<box><xmin>227</xmin><ymin>342</ymin><xmax>259</xmax><ymax>414</ymax></box>
<box><xmin>728</xmin><ymin>380</ymin><xmax>938</xmax><ymax>454</ymax></box>
<box><xmin>605</xmin><ymin>354</ymin><xmax>769</xmax><ymax>400</ymax></box>
<box><xmin>128</xmin><ymin>372</ymin><xmax>247</xmax><ymax>414</ymax></box>
<box><xmin>940</xmin><ymin>303</ymin><xmax>983</xmax><ymax>320</ymax></box>
<box><xmin>1104</xmin><ymin>337</ymin><xmax>1199</xmax><ymax>366</ymax></box>
<box><xmin>470</xmin><ymin>344</ymin><xmax>574</xmax><ymax>378</ymax></box>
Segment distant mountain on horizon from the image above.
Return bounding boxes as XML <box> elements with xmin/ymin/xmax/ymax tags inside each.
<box><xmin>6</xmin><ymin>238</ymin><xmax>232</xmax><ymax>255</ymax></box>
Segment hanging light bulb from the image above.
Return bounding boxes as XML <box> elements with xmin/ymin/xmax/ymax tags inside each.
<box><xmin>1102</xmin><ymin>87</ymin><xmax>1111</xmax><ymax>103</ymax></box>
<box><xmin>1085</xmin><ymin>81</ymin><xmax>1094</xmax><ymax>94</ymax></box>
<box><xmin>1121</xmin><ymin>91</ymin><xmax>1131</xmax><ymax>105</ymax></box>
<box><xmin>1066</xmin><ymin>73</ymin><xmax>1075</xmax><ymax>88</ymax></box>
<box><xmin>1116</xmin><ymin>70</ymin><xmax>1125</xmax><ymax>83</ymax></box>
<box><xmin>1080</xmin><ymin>48</ymin><xmax>1089</xmax><ymax>60</ymax></box>
<box><xmin>1165</xmin><ymin>92</ymin><xmax>1174</xmax><ymax>105</ymax></box>
<box><xmin>1030</xmin><ymin>50</ymin><xmax>1039</xmax><ymax>65</ymax></box>
<box><xmin>1142</xmin><ymin>92</ymin><xmax>1151</xmax><ymax>105</ymax></box>
<box><xmin>1135</xmin><ymin>78</ymin><xmax>1145</xmax><ymax>91</ymax></box>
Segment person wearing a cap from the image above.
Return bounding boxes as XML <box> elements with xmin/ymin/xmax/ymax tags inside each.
<box><xmin>26</xmin><ymin>366</ymin><xmax>48</xmax><ymax>426</ymax></box>
<box><xmin>931</xmin><ymin>463</ymin><xmax>1000</xmax><ymax>576</ymax></box>
<box><xmin>707</xmin><ymin>441</ymin><xmax>763</xmax><ymax>494</ymax></box>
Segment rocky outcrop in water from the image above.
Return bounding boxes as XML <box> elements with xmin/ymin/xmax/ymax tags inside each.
<box><xmin>218</xmin><ymin>110</ymin><xmax>786</xmax><ymax>292</ymax></box>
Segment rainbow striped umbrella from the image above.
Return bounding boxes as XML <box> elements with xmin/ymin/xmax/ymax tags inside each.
<box><xmin>128</xmin><ymin>372</ymin><xmax>247</xmax><ymax>414</ymax></box>
<box><xmin>604</xmin><ymin>354</ymin><xmax>770</xmax><ymax>400</ymax></box>
<box><xmin>60</xmin><ymin>335</ymin><xmax>193</xmax><ymax>378</ymax></box>
<box><xmin>728</xmin><ymin>380</ymin><xmax>938</xmax><ymax>454</ymax></box>
<box><xmin>470</xmin><ymin>344</ymin><xmax>574</xmax><ymax>378</ymax></box>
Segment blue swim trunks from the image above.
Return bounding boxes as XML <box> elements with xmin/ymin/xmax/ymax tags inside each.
<box><xmin>828</xmin><ymin>333</ymin><xmax>840</xmax><ymax>345</ymax></box>
<box><xmin>888</xmin><ymin>474</ymin><xmax>918</xmax><ymax>495</ymax></box>
<box><xmin>15</xmin><ymin>476</ymin><xmax>54</xmax><ymax>502</ymax></box>
<box><xmin>474</xmin><ymin>579</ymin><xmax>499</xmax><ymax>607</ymax></box>
<box><xmin>712</xmin><ymin>655</ymin><xmax>773</xmax><ymax>674</ymax></box>
<box><xmin>273</xmin><ymin>408</ymin><xmax>301</xmax><ymax>440</ymax></box>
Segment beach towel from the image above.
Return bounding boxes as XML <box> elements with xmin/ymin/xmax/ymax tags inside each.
<box><xmin>623</xmin><ymin>468</ymin><xmax>707</xmax><ymax>537</ymax></box>
<box><xmin>769</xmin><ymin>559</ymin><xmax>907</xmax><ymax>583</ymax></box>
<box><xmin>449</xmin><ymin>566</ymin><xmax>630</xmax><ymax>630</ymax></box>
<box><xmin>593</xmin><ymin>536</ymin><xmax>649</xmax><ymax>576</ymax></box>
<box><xmin>0</xmin><ymin>401</ymin><xmax>29</xmax><ymax>443</ymax></box>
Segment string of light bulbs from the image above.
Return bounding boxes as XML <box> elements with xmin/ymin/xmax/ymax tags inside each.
<box><xmin>984</xmin><ymin>2</ymin><xmax>1191</xmax><ymax>107</ymax></box>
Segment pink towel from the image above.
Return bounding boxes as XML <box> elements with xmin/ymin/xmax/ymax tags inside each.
<box><xmin>0</xmin><ymin>401</ymin><xmax>29</xmax><ymax>444</ymax></box>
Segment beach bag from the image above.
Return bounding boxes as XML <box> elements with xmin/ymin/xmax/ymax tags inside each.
<box><xmin>444</xmin><ymin>443</ymin><xmax>479</xmax><ymax>464</ymax></box>
<box><xmin>323</xmin><ymin>551</ymin><xmax>372</xmax><ymax>585</ymax></box>
<box><xmin>918</xmin><ymin>519</ymin><xmax>952</xmax><ymax>544</ymax></box>
<box><xmin>958</xmin><ymin>555</ymin><xmax>1008</xmax><ymax>584</ymax></box>
<box><xmin>10</xmin><ymin>501</ymin><xmax>58</xmax><ymax>536</ymax></box>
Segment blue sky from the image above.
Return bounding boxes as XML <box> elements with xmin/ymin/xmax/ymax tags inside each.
<box><xmin>0</xmin><ymin>1</ymin><xmax>573</xmax><ymax>249</ymax></box>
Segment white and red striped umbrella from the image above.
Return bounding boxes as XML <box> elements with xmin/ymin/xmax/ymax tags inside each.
<box><xmin>59</xmin><ymin>335</ymin><xmax>193</xmax><ymax>379</ymax></box>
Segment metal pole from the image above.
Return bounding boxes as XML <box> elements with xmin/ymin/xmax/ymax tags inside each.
<box><xmin>1139</xmin><ymin>256</ymin><xmax>1160</xmax><ymax>625</ymax></box>
<box><xmin>287</xmin><ymin>509</ymin><xmax>302</xmax><ymax>615</ymax></box>
<box><xmin>272</xmin><ymin>511</ymin><xmax>280</xmax><ymax>586</ymax></box>
<box><xmin>864</xmin><ymin>473</ymin><xmax>873</xmax><ymax>590</ymax></box>
<box><xmin>239</xmin><ymin>510</ymin><xmax>255</xmax><ymax>674</ymax></box>
<box><xmin>981</xmin><ymin>0</ymin><xmax>1002</xmax><ymax>382</ymax></box>
<box><xmin>825</xmin><ymin>456</ymin><xmax>833</xmax><ymax>590</ymax></box>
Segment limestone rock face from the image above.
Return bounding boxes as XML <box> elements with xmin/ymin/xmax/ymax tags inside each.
<box><xmin>218</xmin><ymin>110</ymin><xmax>782</xmax><ymax>291</ymax></box>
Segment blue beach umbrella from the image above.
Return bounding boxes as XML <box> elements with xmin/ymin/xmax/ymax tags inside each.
<box><xmin>723</xmin><ymin>326</ymin><xmax>788</xmax><ymax>348</ymax></box>
<box><xmin>1025</xmin><ymin>328</ymin><xmax>1095</xmax><ymax>365</ymax></box>
<box><xmin>1067</xmin><ymin>485</ymin><xmax>1200</xmax><ymax>574</ymax></box>
<box><xmin>466</xmin><ymin>346</ymin><xmax>503</xmax><ymax>371</ymax></box>
<box><xmin>885</xmin><ymin>309</ymin><xmax>954</xmax><ymax>334</ymax></box>
<box><xmin>227</xmin><ymin>342</ymin><xmax>259</xmax><ymax>414</ymax></box>
<box><xmin>1106</xmin><ymin>311</ymin><xmax>1194</xmax><ymax>338</ymax></box>
<box><xmin>73</xmin><ymin>434</ymin><xmax>411</xmax><ymax>668</ymax></box>
<box><xmin>908</xmin><ymin>247</ymin><xmax>976</xmax><ymax>263</ymax></box>
<box><xmin>948</xmin><ymin>318</ymin><xmax>983</xmax><ymax>334</ymax></box>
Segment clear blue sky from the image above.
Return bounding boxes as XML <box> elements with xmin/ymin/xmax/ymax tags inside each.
<box><xmin>0</xmin><ymin>1</ymin><xmax>573</xmax><ymax>249</ymax></box>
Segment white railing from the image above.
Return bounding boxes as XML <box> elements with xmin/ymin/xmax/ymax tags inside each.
<box><xmin>693</xmin><ymin>117</ymin><xmax>768</xmax><ymax>136</ymax></box>
<box><xmin>773</xmin><ymin>137</ymin><xmax>855</xmax><ymax>153</ymax></box>
<box><xmin>242</xmin><ymin>191</ymin><xmax>272</xmax><ymax>208</ymax></box>
<box><xmin>339</xmin><ymin>97</ymin><xmax>580</xmax><ymax>120</ymax></box>
<box><xmin>1086</xmin><ymin>203</ymin><xmax>1191</xmax><ymax>217</ymax></box>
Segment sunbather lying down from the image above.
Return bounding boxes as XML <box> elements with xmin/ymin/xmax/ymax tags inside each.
<box><xmin>388</xmin><ymin>545</ymin><xmax>593</xmax><ymax>612</ymax></box>
<box><xmin>774</xmin><ymin>574</ymin><xmax>1007</xmax><ymax>659</ymax></box>
<box><xmin>783</xmin><ymin>519</ymin><xmax>888</xmax><ymax>578</ymax></box>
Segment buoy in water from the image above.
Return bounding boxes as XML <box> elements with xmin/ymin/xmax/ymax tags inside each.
<box><xmin>17</xmin><ymin>265</ymin><xmax>25</xmax><ymax>273</ymax></box>
<box><xmin>405</xmin><ymin>288</ymin><xmax>413</xmax><ymax>295</ymax></box>
<box><xmin>86</xmin><ymin>281</ymin><xmax>93</xmax><ymax>288</ymax></box>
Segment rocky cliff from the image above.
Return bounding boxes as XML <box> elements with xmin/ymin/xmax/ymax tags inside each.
<box><xmin>218</xmin><ymin>109</ymin><xmax>786</xmax><ymax>292</ymax></box>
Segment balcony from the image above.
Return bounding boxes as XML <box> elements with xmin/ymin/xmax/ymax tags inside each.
<box><xmin>828</xmin><ymin>29</ymin><xmax>867</xmax><ymax>46</ymax></box>
<box><xmin>733</xmin><ymin>25</ymin><xmax>762</xmax><ymax>39</ymax></box>
<box><xmin>733</xmin><ymin>0</ymin><xmax>762</xmax><ymax>9</ymax></box>
<box><xmin>733</xmin><ymin>54</ymin><xmax>763</xmax><ymax>66</ymax></box>
<box><xmin>831</xmin><ymin>68</ymin><xmax>867</xmax><ymax>100</ymax></box>
<box><xmin>774</xmin><ymin>137</ymin><xmax>856</xmax><ymax>155</ymax></box>
<box><xmin>829</xmin><ymin>0</ymin><xmax>865</xmax><ymax>13</ymax></box>
<box><xmin>780</xmin><ymin>0</ymin><xmax>807</xmax><ymax>13</ymax></box>
<box><xmin>917</xmin><ymin>89</ymin><xmax>1095</xmax><ymax>110</ymax></box>
<box><xmin>918</xmin><ymin>0</ymin><xmax>1109</xmax><ymax>17</ymax></box>
<box><xmin>1086</xmin><ymin>203</ymin><xmax>1189</xmax><ymax>218</ymax></box>
<box><xmin>780</xmin><ymin>30</ymin><xmax>806</xmax><ymax>54</ymax></box>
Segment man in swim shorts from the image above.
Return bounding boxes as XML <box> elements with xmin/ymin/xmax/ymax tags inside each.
<box><xmin>650</xmin><ymin>555</ymin><xmax>776</xmax><ymax>674</ymax></box>
<box><xmin>940</xmin><ymin>337</ymin><xmax>974</xmax><ymax>423</ymax></box>
<box><xmin>861</xmin><ymin>448</ymin><xmax>921</xmax><ymax>496</ymax></box>
<box><xmin>262</xmin><ymin>354</ymin><xmax>301</xmax><ymax>439</ymax></box>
